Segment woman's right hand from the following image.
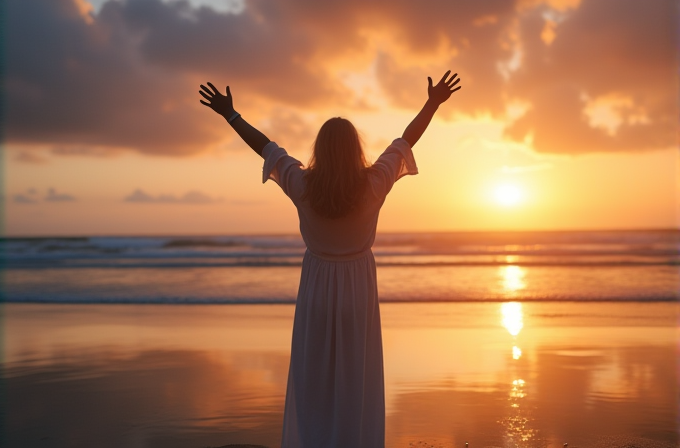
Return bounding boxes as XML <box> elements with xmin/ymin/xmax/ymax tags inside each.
<box><xmin>199</xmin><ymin>82</ymin><xmax>235</xmax><ymax>117</ymax></box>
<box><xmin>401</xmin><ymin>70</ymin><xmax>461</xmax><ymax>147</ymax></box>
<box><xmin>427</xmin><ymin>71</ymin><xmax>461</xmax><ymax>105</ymax></box>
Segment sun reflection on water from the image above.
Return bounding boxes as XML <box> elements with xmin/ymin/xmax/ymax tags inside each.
<box><xmin>499</xmin><ymin>302</ymin><xmax>540</xmax><ymax>446</ymax></box>
<box><xmin>512</xmin><ymin>345</ymin><xmax>522</xmax><ymax>360</ymax></box>
<box><xmin>502</xmin><ymin>376</ymin><xmax>538</xmax><ymax>444</ymax></box>
<box><xmin>501</xmin><ymin>265</ymin><xmax>526</xmax><ymax>294</ymax></box>
<box><xmin>501</xmin><ymin>302</ymin><xmax>524</xmax><ymax>337</ymax></box>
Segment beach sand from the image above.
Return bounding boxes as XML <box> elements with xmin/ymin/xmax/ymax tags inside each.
<box><xmin>3</xmin><ymin>302</ymin><xmax>678</xmax><ymax>448</ymax></box>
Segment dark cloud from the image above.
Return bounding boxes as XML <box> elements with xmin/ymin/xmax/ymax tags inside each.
<box><xmin>45</xmin><ymin>188</ymin><xmax>77</xmax><ymax>202</ymax></box>
<box><xmin>116</xmin><ymin>0</ymin><xmax>353</xmax><ymax>105</ymax></box>
<box><xmin>6</xmin><ymin>0</ymin><xmax>361</xmax><ymax>156</ymax></box>
<box><xmin>124</xmin><ymin>188</ymin><xmax>223</xmax><ymax>203</ymax></box>
<box><xmin>5</xmin><ymin>0</ymin><xmax>676</xmax><ymax>156</ymax></box>
<box><xmin>6</xmin><ymin>0</ymin><xmax>220</xmax><ymax>156</ymax></box>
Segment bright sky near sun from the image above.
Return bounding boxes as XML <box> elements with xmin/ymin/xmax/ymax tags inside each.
<box><xmin>3</xmin><ymin>0</ymin><xmax>678</xmax><ymax>235</ymax></box>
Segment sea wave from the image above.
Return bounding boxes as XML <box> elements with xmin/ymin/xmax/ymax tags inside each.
<box><xmin>4</xmin><ymin>257</ymin><xmax>679</xmax><ymax>269</ymax></box>
<box><xmin>3</xmin><ymin>230</ymin><xmax>679</xmax><ymax>268</ymax></box>
<box><xmin>5</xmin><ymin>295</ymin><xmax>679</xmax><ymax>304</ymax></box>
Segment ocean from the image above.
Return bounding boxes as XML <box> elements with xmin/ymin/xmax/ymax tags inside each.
<box><xmin>2</xmin><ymin>229</ymin><xmax>679</xmax><ymax>303</ymax></box>
<box><xmin>2</xmin><ymin>229</ymin><xmax>679</xmax><ymax>447</ymax></box>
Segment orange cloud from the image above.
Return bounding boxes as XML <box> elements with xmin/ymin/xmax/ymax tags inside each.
<box><xmin>503</xmin><ymin>0</ymin><xmax>676</xmax><ymax>153</ymax></box>
<box><xmin>371</xmin><ymin>0</ymin><xmax>676</xmax><ymax>153</ymax></box>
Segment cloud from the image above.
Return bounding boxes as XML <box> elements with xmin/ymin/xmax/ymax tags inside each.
<box><xmin>372</xmin><ymin>1</ymin><xmax>518</xmax><ymax>116</ymax></box>
<box><xmin>261</xmin><ymin>109</ymin><xmax>316</xmax><ymax>154</ymax></box>
<box><xmin>46</xmin><ymin>188</ymin><xmax>77</xmax><ymax>202</ymax></box>
<box><xmin>5</xmin><ymin>0</ymin><xmax>676</xmax><ymax>157</ymax></box>
<box><xmin>13</xmin><ymin>194</ymin><xmax>38</xmax><ymax>204</ymax></box>
<box><xmin>14</xmin><ymin>151</ymin><xmax>49</xmax><ymax>164</ymax></box>
<box><xmin>5</xmin><ymin>0</ymin><xmax>221</xmax><ymax>156</ymax></box>
<box><xmin>5</xmin><ymin>0</ymin><xmax>358</xmax><ymax>156</ymax></box>
<box><xmin>372</xmin><ymin>0</ymin><xmax>676</xmax><ymax>153</ymax></box>
<box><xmin>124</xmin><ymin>188</ymin><xmax>223</xmax><ymax>204</ymax></box>
<box><xmin>501</xmin><ymin>0</ymin><xmax>677</xmax><ymax>153</ymax></box>
<box><xmin>12</xmin><ymin>188</ymin><xmax>40</xmax><ymax>204</ymax></box>
<box><xmin>12</xmin><ymin>187</ymin><xmax>76</xmax><ymax>203</ymax></box>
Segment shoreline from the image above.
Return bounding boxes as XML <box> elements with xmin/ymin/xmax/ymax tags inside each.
<box><xmin>212</xmin><ymin>436</ymin><xmax>679</xmax><ymax>448</ymax></box>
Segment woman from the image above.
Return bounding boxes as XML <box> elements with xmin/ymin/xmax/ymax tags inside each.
<box><xmin>199</xmin><ymin>71</ymin><xmax>461</xmax><ymax>448</ymax></box>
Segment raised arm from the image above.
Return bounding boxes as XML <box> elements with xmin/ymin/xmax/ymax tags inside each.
<box><xmin>401</xmin><ymin>71</ymin><xmax>461</xmax><ymax>148</ymax></box>
<box><xmin>199</xmin><ymin>83</ymin><xmax>270</xmax><ymax>157</ymax></box>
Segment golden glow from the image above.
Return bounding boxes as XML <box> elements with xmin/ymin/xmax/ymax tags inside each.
<box><xmin>494</xmin><ymin>184</ymin><xmax>523</xmax><ymax>207</ymax></box>
<box><xmin>501</xmin><ymin>302</ymin><xmax>524</xmax><ymax>336</ymax></box>
<box><xmin>5</xmin><ymin>120</ymin><xmax>678</xmax><ymax>235</ymax></box>
<box><xmin>505</xmin><ymin>255</ymin><xmax>519</xmax><ymax>264</ymax></box>
<box><xmin>512</xmin><ymin>345</ymin><xmax>522</xmax><ymax>360</ymax></box>
<box><xmin>501</xmin><ymin>265</ymin><xmax>526</xmax><ymax>293</ymax></box>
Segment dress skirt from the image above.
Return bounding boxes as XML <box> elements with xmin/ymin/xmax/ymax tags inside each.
<box><xmin>281</xmin><ymin>248</ymin><xmax>385</xmax><ymax>448</ymax></box>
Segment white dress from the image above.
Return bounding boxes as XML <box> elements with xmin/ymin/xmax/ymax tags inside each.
<box><xmin>262</xmin><ymin>138</ymin><xmax>418</xmax><ymax>448</ymax></box>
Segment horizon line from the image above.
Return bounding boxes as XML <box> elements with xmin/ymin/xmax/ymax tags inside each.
<box><xmin>2</xmin><ymin>227</ymin><xmax>679</xmax><ymax>239</ymax></box>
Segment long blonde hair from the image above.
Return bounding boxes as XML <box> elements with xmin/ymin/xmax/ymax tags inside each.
<box><xmin>303</xmin><ymin>117</ymin><xmax>369</xmax><ymax>219</ymax></box>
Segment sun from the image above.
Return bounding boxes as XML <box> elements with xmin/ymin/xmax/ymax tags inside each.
<box><xmin>494</xmin><ymin>184</ymin><xmax>523</xmax><ymax>207</ymax></box>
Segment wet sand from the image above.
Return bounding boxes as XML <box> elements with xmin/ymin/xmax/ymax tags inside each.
<box><xmin>3</xmin><ymin>302</ymin><xmax>678</xmax><ymax>448</ymax></box>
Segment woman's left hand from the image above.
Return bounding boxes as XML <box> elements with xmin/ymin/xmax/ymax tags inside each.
<box><xmin>199</xmin><ymin>83</ymin><xmax>235</xmax><ymax>117</ymax></box>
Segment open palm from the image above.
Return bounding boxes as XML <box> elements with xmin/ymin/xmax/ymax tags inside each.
<box><xmin>199</xmin><ymin>82</ymin><xmax>235</xmax><ymax>117</ymax></box>
<box><xmin>427</xmin><ymin>71</ymin><xmax>461</xmax><ymax>105</ymax></box>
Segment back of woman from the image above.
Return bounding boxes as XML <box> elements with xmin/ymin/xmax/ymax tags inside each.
<box><xmin>199</xmin><ymin>71</ymin><xmax>461</xmax><ymax>448</ymax></box>
<box><xmin>262</xmin><ymin>131</ymin><xmax>417</xmax><ymax>257</ymax></box>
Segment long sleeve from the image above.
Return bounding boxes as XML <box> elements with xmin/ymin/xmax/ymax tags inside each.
<box><xmin>368</xmin><ymin>138</ymin><xmax>418</xmax><ymax>199</ymax></box>
<box><xmin>262</xmin><ymin>141</ymin><xmax>305</xmax><ymax>202</ymax></box>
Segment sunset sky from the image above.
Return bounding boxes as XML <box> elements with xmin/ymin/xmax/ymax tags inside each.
<box><xmin>4</xmin><ymin>0</ymin><xmax>678</xmax><ymax>235</ymax></box>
